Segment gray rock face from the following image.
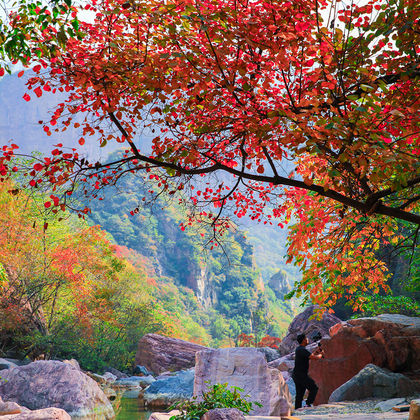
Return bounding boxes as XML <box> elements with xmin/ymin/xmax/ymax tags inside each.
<box><xmin>194</xmin><ymin>347</ymin><xmax>292</xmax><ymax>417</ymax></box>
<box><xmin>374</xmin><ymin>398</ymin><xmax>406</xmax><ymax>412</ymax></box>
<box><xmin>144</xmin><ymin>369</ymin><xmax>194</xmax><ymax>409</ymax></box>
<box><xmin>135</xmin><ymin>333</ymin><xmax>210</xmax><ymax>375</ymax></box>
<box><xmin>329</xmin><ymin>364</ymin><xmax>419</xmax><ymax>402</ymax></box>
<box><xmin>0</xmin><ymin>360</ymin><xmax>114</xmax><ymax>419</ymax></box>
<box><xmin>268</xmin><ymin>270</ymin><xmax>293</xmax><ymax>299</ymax></box>
<box><xmin>202</xmin><ymin>408</ymin><xmax>245</xmax><ymax>420</ymax></box>
<box><xmin>278</xmin><ymin>305</ymin><xmax>341</xmax><ymax>356</ymax></box>
<box><xmin>256</xmin><ymin>347</ymin><xmax>280</xmax><ymax>362</ymax></box>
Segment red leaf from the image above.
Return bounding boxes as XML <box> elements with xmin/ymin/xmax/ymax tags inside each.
<box><xmin>34</xmin><ymin>87</ymin><xmax>43</xmax><ymax>97</ymax></box>
<box><xmin>0</xmin><ymin>68</ymin><xmax>4</xmax><ymax>77</ymax></box>
<box><xmin>18</xmin><ymin>70</ymin><xmax>24</xmax><ymax>78</ymax></box>
<box><xmin>23</xmin><ymin>93</ymin><xmax>31</xmax><ymax>102</ymax></box>
<box><xmin>44</xmin><ymin>201</ymin><xmax>51</xmax><ymax>208</ymax></box>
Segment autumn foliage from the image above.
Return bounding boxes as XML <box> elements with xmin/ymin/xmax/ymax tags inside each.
<box><xmin>0</xmin><ymin>0</ymin><xmax>419</xmax><ymax>310</ymax></box>
<box><xmin>237</xmin><ymin>333</ymin><xmax>282</xmax><ymax>349</ymax></box>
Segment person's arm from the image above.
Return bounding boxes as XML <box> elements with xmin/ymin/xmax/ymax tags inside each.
<box><xmin>309</xmin><ymin>347</ymin><xmax>324</xmax><ymax>360</ymax></box>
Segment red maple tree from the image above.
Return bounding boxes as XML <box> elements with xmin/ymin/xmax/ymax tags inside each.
<box><xmin>1</xmin><ymin>0</ymin><xmax>419</xmax><ymax>310</ymax></box>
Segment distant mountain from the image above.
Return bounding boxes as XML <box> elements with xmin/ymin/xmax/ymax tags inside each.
<box><xmin>1</xmin><ymin>71</ymin><xmax>302</xmax><ymax>340</ymax></box>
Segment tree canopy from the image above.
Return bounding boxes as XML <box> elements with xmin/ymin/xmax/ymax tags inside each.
<box><xmin>0</xmin><ymin>0</ymin><xmax>419</xmax><ymax>310</ymax></box>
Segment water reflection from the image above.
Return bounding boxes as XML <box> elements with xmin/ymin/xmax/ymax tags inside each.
<box><xmin>114</xmin><ymin>397</ymin><xmax>152</xmax><ymax>420</ymax></box>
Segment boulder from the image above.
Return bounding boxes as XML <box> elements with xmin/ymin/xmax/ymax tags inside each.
<box><xmin>102</xmin><ymin>372</ymin><xmax>117</xmax><ymax>383</ymax></box>
<box><xmin>328</xmin><ymin>364</ymin><xmax>418</xmax><ymax>402</ymax></box>
<box><xmin>104</xmin><ymin>367</ymin><xmax>128</xmax><ymax>379</ymax></box>
<box><xmin>135</xmin><ymin>333</ymin><xmax>210</xmax><ymax>375</ymax></box>
<box><xmin>115</xmin><ymin>375</ymin><xmax>155</xmax><ymax>388</ymax></box>
<box><xmin>144</xmin><ymin>369</ymin><xmax>194</xmax><ymax>409</ymax></box>
<box><xmin>409</xmin><ymin>399</ymin><xmax>420</xmax><ymax>420</ymax></box>
<box><xmin>0</xmin><ymin>407</ymin><xmax>71</xmax><ymax>419</ymax></box>
<box><xmin>0</xmin><ymin>360</ymin><xmax>114</xmax><ymax>419</ymax></box>
<box><xmin>0</xmin><ymin>399</ymin><xmax>23</xmax><ymax>415</ymax></box>
<box><xmin>134</xmin><ymin>365</ymin><xmax>153</xmax><ymax>376</ymax></box>
<box><xmin>87</xmin><ymin>372</ymin><xmax>107</xmax><ymax>384</ymax></box>
<box><xmin>148</xmin><ymin>410</ymin><xmax>180</xmax><ymax>420</ymax></box>
<box><xmin>194</xmin><ymin>347</ymin><xmax>292</xmax><ymax>417</ymax></box>
<box><xmin>277</xmin><ymin>306</ymin><xmax>341</xmax><ymax>356</ymax></box>
<box><xmin>256</xmin><ymin>347</ymin><xmax>280</xmax><ymax>362</ymax></box>
<box><xmin>62</xmin><ymin>359</ymin><xmax>81</xmax><ymax>370</ymax></box>
<box><xmin>202</xmin><ymin>408</ymin><xmax>245</xmax><ymax>420</ymax></box>
<box><xmin>0</xmin><ymin>359</ymin><xmax>17</xmax><ymax>371</ymax></box>
<box><xmin>309</xmin><ymin>314</ymin><xmax>420</xmax><ymax>404</ymax></box>
<box><xmin>374</xmin><ymin>398</ymin><xmax>406</xmax><ymax>412</ymax></box>
<box><xmin>268</xmin><ymin>354</ymin><xmax>294</xmax><ymax>372</ymax></box>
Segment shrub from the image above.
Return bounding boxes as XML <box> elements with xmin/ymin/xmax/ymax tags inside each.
<box><xmin>169</xmin><ymin>383</ymin><xmax>262</xmax><ymax>420</ymax></box>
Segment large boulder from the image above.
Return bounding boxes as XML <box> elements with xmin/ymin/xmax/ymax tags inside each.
<box><xmin>194</xmin><ymin>347</ymin><xmax>292</xmax><ymax>417</ymax></box>
<box><xmin>144</xmin><ymin>369</ymin><xmax>194</xmax><ymax>409</ymax></box>
<box><xmin>135</xmin><ymin>334</ymin><xmax>210</xmax><ymax>375</ymax></box>
<box><xmin>278</xmin><ymin>306</ymin><xmax>341</xmax><ymax>356</ymax></box>
<box><xmin>328</xmin><ymin>364</ymin><xmax>418</xmax><ymax>402</ymax></box>
<box><xmin>0</xmin><ymin>360</ymin><xmax>114</xmax><ymax>419</ymax></box>
<box><xmin>309</xmin><ymin>314</ymin><xmax>420</xmax><ymax>404</ymax></box>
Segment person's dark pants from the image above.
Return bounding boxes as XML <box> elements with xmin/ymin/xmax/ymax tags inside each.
<box><xmin>292</xmin><ymin>375</ymin><xmax>318</xmax><ymax>409</ymax></box>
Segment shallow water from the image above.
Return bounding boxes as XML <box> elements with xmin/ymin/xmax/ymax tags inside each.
<box><xmin>114</xmin><ymin>398</ymin><xmax>152</xmax><ymax>420</ymax></box>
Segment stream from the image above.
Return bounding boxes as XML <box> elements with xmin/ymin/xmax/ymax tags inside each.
<box><xmin>114</xmin><ymin>398</ymin><xmax>152</xmax><ymax>420</ymax></box>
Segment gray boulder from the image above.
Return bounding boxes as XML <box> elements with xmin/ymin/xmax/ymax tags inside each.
<box><xmin>0</xmin><ymin>359</ymin><xmax>17</xmax><ymax>371</ymax></box>
<box><xmin>102</xmin><ymin>372</ymin><xmax>117</xmax><ymax>383</ymax></box>
<box><xmin>0</xmin><ymin>360</ymin><xmax>114</xmax><ymax>419</ymax></box>
<box><xmin>134</xmin><ymin>365</ymin><xmax>153</xmax><ymax>376</ymax></box>
<box><xmin>104</xmin><ymin>367</ymin><xmax>128</xmax><ymax>379</ymax></box>
<box><xmin>194</xmin><ymin>347</ymin><xmax>292</xmax><ymax>417</ymax></box>
<box><xmin>256</xmin><ymin>347</ymin><xmax>280</xmax><ymax>362</ymax></box>
<box><xmin>202</xmin><ymin>408</ymin><xmax>245</xmax><ymax>420</ymax></box>
<box><xmin>268</xmin><ymin>354</ymin><xmax>294</xmax><ymax>372</ymax></box>
<box><xmin>144</xmin><ymin>369</ymin><xmax>194</xmax><ymax>408</ymax></box>
<box><xmin>374</xmin><ymin>398</ymin><xmax>406</xmax><ymax>412</ymax></box>
<box><xmin>278</xmin><ymin>305</ymin><xmax>341</xmax><ymax>356</ymax></box>
<box><xmin>329</xmin><ymin>364</ymin><xmax>418</xmax><ymax>402</ymax></box>
<box><xmin>115</xmin><ymin>375</ymin><xmax>155</xmax><ymax>388</ymax></box>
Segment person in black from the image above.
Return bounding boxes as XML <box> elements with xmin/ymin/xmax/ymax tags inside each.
<box><xmin>292</xmin><ymin>333</ymin><xmax>324</xmax><ymax>409</ymax></box>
